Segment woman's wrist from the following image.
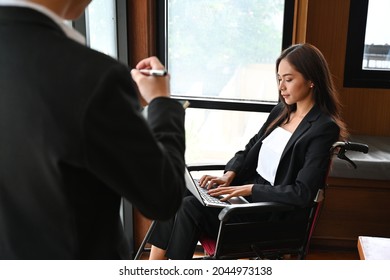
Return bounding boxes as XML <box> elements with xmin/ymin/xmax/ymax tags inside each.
<box><xmin>223</xmin><ymin>171</ymin><xmax>236</xmax><ymax>183</ymax></box>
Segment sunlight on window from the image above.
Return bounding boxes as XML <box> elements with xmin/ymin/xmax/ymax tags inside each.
<box><xmin>363</xmin><ymin>0</ymin><xmax>390</xmax><ymax>70</ymax></box>
<box><xmin>168</xmin><ymin>0</ymin><xmax>284</xmax><ymax>102</ymax></box>
<box><xmin>86</xmin><ymin>0</ymin><xmax>117</xmax><ymax>58</ymax></box>
<box><xmin>167</xmin><ymin>0</ymin><xmax>284</xmax><ymax>164</ymax></box>
<box><xmin>184</xmin><ymin>109</ymin><xmax>269</xmax><ymax>165</ymax></box>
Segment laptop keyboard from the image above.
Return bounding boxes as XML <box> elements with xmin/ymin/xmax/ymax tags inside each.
<box><xmin>194</xmin><ymin>180</ymin><xmax>229</xmax><ymax>205</ymax></box>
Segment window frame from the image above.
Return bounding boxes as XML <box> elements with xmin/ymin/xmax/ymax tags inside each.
<box><xmin>73</xmin><ymin>0</ymin><xmax>128</xmax><ymax>65</ymax></box>
<box><xmin>344</xmin><ymin>0</ymin><xmax>390</xmax><ymax>89</ymax></box>
<box><xmin>156</xmin><ymin>0</ymin><xmax>296</xmax><ymax>113</ymax></box>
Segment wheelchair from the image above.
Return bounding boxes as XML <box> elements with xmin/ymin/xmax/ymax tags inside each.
<box><xmin>135</xmin><ymin>141</ymin><xmax>369</xmax><ymax>260</ymax></box>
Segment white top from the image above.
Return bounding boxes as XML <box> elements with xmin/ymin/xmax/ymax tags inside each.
<box><xmin>0</xmin><ymin>0</ymin><xmax>85</xmax><ymax>45</ymax></box>
<box><xmin>256</xmin><ymin>126</ymin><xmax>292</xmax><ymax>185</ymax></box>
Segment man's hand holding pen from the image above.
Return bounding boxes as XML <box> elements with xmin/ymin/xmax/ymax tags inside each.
<box><xmin>130</xmin><ymin>56</ymin><xmax>170</xmax><ymax>105</ymax></box>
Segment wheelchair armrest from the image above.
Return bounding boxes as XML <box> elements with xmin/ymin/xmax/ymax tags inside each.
<box><xmin>218</xmin><ymin>202</ymin><xmax>295</xmax><ymax>222</ymax></box>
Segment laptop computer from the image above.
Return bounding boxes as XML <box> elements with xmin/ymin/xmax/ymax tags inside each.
<box><xmin>184</xmin><ymin>167</ymin><xmax>250</xmax><ymax>208</ymax></box>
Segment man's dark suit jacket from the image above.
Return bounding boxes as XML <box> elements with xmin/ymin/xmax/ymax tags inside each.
<box><xmin>0</xmin><ymin>7</ymin><xmax>185</xmax><ymax>259</ymax></box>
<box><xmin>226</xmin><ymin>102</ymin><xmax>340</xmax><ymax>207</ymax></box>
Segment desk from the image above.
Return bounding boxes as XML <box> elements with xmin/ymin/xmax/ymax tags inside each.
<box><xmin>358</xmin><ymin>236</ymin><xmax>390</xmax><ymax>260</ymax></box>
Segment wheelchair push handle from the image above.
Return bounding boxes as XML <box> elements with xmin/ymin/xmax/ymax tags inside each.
<box><xmin>332</xmin><ymin>141</ymin><xmax>369</xmax><ymax>169</ymax></box>
<box><xmin>332</xmin><ymin>141</ymin><xmax>369</xmax><ymax>153</ymax></box>
<box><xmin>344</xmin><ymin>141</ymin><xmax>369</xmax><ymax>153</ymax></box>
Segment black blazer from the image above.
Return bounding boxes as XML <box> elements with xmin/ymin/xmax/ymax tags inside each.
<box><xmin>0</xmin><ymin>7</ymin><xmax>185</xmax><ymax>259</ymax></box>
<box><xmin>226</xmin><ymin>102</ymin><xmax>340</xmax><ymax>207</ymax></box>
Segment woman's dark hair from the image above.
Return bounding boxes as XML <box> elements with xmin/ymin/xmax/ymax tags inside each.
<box><xmin>267</xmin><ymin>43</ymin><xmax>348</xmax><ymax>140</ymax></box>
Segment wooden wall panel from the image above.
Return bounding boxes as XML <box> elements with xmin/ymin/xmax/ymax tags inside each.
<box><xmin>312</xmin><ymin>177</ymin><xmax>390</xmax><ymax>249</ymax></box>
<box><xmin>293</xmin><ymin>0</ymin><xmax>308</xmax><ymax>43</ymax></box>
<box><xmin>304</xmin><ymin>0</ymin><xmax>390</xmax><ymax>250</ymax></box>
<box><xmin>127</xmin><ymin>0</ymin><xmax>156</xmax><ymax>67</ymax></box>
<box><xmin>305</xmin><ymin>0</ymin><xmax>390</xmax><ymax>136</ymax></box>
<box><xmin>127</xmin><ymin>0</ymin><xmax>156</xmax><ymax>252</ymax></box>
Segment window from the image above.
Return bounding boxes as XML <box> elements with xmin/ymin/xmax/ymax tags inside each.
<box><xmin>158</xmin><ymin>0</ymin><xmax>294</xmax><ymax>164</ymax></box>
<box><xmin>344</xmin><ymin>0</ymin><xmax>390</xmax><ymax>88</ymax></box>
<box><xmin>73</xmin><ymin>0</ymin><xmax>128</xmax><ymax>64</ymax></box>
<box><xmin>86</xmin><ymin>0</ymin><xmax>118</xmax><ymax>59</ymax></box>
<box><xmin>363</xmin><ymin>0</ymin><xmax>390</xmax><ymax>70</ymax></box>
<box><xmin>167</xmin><ymin>0</ymin><xmax>285</xmax><ymax>102</ymax></box>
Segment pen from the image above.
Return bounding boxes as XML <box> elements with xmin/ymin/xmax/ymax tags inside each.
<box><xmin>182</xmin><ymin>100</ymin><xmax>190</xmax><ymax>109</ymax></box>
<box><xmin>139</xmin><ymin>69</ymin><xmax>167</xmax><ymax>76</ymax></box>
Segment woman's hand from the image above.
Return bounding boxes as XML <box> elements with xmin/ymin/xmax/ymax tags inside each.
<box><xmin>199</xmin><ymin>171</ymin><xmax>236</xmax><ymax>189</ymax></box>
<box><xmin>207</xmin><ymin>184</ymin><xmax>253</xmax><ymax>201</ymax></box>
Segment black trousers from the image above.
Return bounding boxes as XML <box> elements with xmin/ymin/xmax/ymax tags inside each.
<box><xmin>148</xmin><ymin>174</ymin><xmax>270</xmax><ymax>260</ymax></box>
<box><xmin>148</xmin><ymin>194</ymin><xmax>221</xmax><ymax>259</ymax></box>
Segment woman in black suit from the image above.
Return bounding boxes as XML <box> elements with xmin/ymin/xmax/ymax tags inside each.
<box><xmin>148</xmin><ymin>43</ymin><xmax>348</xmax><ymax>260</ymax></box>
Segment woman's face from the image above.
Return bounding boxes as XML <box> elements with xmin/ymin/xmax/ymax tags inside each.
<box><xmin>277</xmin><ymin>59</ymin><xmax>313</xmax><ymax>106</ymax></box>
